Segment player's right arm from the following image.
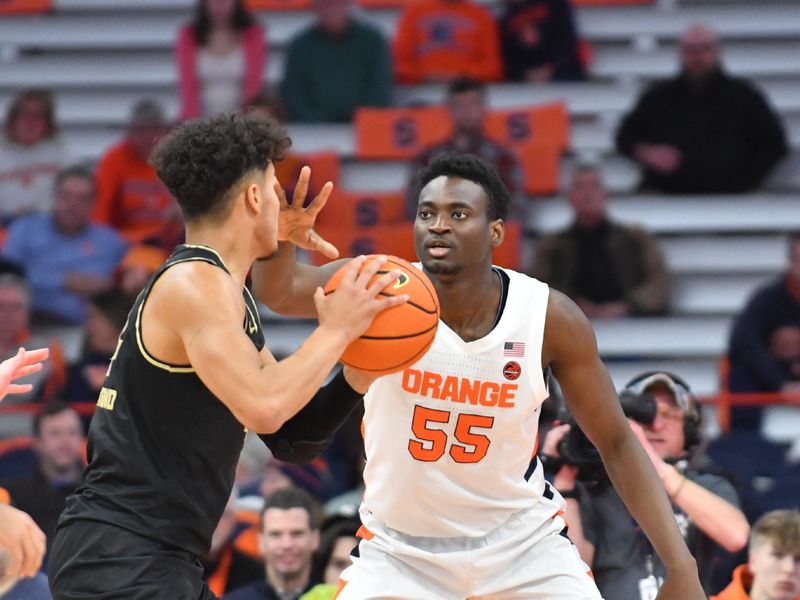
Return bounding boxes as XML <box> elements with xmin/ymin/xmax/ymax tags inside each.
<box><xmin>157</xmin><ymin>256</ymin><xmax>404</xmax><ymax>433</ymax></box>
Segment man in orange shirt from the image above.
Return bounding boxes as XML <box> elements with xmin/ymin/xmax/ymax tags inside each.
<box><xmin>394</xmin><ymin>0</ymin><xmax>503</xmax><ymax>84</ymax></box>
<box><xmin>713</xmin><ymin>509</ymin><xmax>800</xmax><ymax>600</ymax></box>
<box><xmin>93</xmin><ymin>100</ymin><xmax>181</xmax><ymax>251</ymax></box>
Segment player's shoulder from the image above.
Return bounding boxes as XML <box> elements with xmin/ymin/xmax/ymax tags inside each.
<box><xmin>152</xmin><ymin>260</ymin><xmax>241</xmax><ymax>318</ymax></box>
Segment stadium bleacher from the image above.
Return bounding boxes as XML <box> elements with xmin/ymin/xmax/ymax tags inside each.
<box><xmin>1</xmin><ymin>0</ymin><xmax>799</xmax><ymax>419</ymax></box>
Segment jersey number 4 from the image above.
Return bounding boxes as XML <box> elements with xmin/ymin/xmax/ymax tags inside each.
<box><xmin>408</xmin><ymin>405</ymin><xmax>494</xmax><ymax>464</ymax></box>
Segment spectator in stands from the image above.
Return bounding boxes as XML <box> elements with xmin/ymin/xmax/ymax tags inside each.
<box><xmin>93</xmin><ymin>100</ymin><xmax>181</xmax><ymax>253</ymax></box>
<box><xmin>499</xmin><ymin>0</ymin><xmax>586</xmax><ymax>82</ymax></box>
<box><xmin>406</xmin><ymin>77</ymin><xmax>520</xmax><ymax>219</ymax></box>
<box><xmin>223</xmin><ymin>487</ymin><xmax>321</xmax><ymax>600</ymax></box>
<box><xmin>281</xmin><ymin>0</ymin><xmax>392</xmax><ymax>123</ymax></box>
<box><xmin>394</xmin><ymin>0</ymin><xmax>503</xmax><ymax>84</ymax></box>
<box><xmin>727</xmin><ymin>233</ymin><xmax>800</xmax><ymax>430</ymax></box>
<box><xmin>2</xmin><ymin>166</ymin><xmax>128</xmax><ymax>326</ymax></box>
<box><xmin>616</xmin><ymin>25</ymin><xmax>787</xmax><ymax>194</ymax></box>
<box><xmin>542</xmin><ymin>371</ymin><xmax>750</xmax><ymax>598</ymax></box>
<box><xmin>0</xmin><ymin>275</ymin><xmax>63</xmax><ymax>409</ymax></box>
<box><xmin>312</xmin><ymin>516</ymin><xmax>359</xmax><ymax>585</ymax></box>
<box><xmin>530</xmin><ymin>165</ymin><xmax>670</xmax><ymax>318</ymax></box>
<box><xmin>177</xmin><ymin>0</ymin><xmax>265</xmax><ymax>120</ymax></box>
<box><xmin>0</xmin><ymin>89</ymin><xmax>69</xmax><ymax>225</ymax></box>
<box><xmin>116</xmin><ymin>244</ymin><xmax>168</xmax><ymax>297</ymax></box>
<box><xmin>1</xmin><ymin>401</ymin><xmax>83</xmax><ymax>565</ymax></box>
<box><xmin>202</xmin><ymin>488</ymin><xmax>263</xmax><ymax>597</ymax></box>
<box><xmin>62</xmin><ymin>291</ymin><xmax>131</xmax><ymax>405</ymax></box>
<box><xmin>712</xmin><ymin>509</ymin><xmax>800</xmax><ymax>600</ymax></box>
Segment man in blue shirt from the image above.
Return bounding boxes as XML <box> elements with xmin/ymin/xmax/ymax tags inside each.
<box><xmin>3</xmin><ymin>166</ymin><xmax>128</xmax><ymax>325</ymax></box>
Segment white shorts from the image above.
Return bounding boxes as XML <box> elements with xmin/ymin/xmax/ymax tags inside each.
<box><xmin>335</xmin><ymin>486</ymin><xmax>603</xmax><ymax>600</ymax></box>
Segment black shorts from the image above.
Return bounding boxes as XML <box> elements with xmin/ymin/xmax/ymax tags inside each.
<box><xmin>48</xmin><ymin>520</ymin><xmax>218</xmax><ymax>600</ymax></box>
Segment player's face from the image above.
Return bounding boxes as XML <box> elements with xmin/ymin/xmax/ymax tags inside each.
<box><xmin>324</xmin><ymin>536</ymin><xmax>357</xmax><ymax>584</ymax></box>
<box><xmin>255</xmin><ymin>163</ymin><xmax>281</xmax><ymax>260</ymax></box>
<box><xmin>749</xmin><ymin>539</ymin><xmax>800</xmax><ymax>600</ymax></box>
<box><xmin>35</xmin><ymin>410</ymin><xmax>83</xmax><ymax>474</ymax></box>
<box><xmin>414</xmin><ymin>176</ymin><xmax>499</xmax><ymax>276</ymax></box>
<box><xmin>261</xmin><ymin>508</ymin><xmax>319</xmax><ymax>580</ymax></box>
<box><xmin>642</xmin><ymin>388</ymin><xmax>686</xmax><ymax>458</ymax></box>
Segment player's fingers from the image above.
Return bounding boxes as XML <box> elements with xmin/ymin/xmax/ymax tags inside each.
<box><xmin>4</xmin><ymin>545</ymin><xmax>21</xmax><ymax>580</ymax></box>
<box><xmin>355</xmin><ymin>255</ymin><xmax>387</xmax><ymax>288</ymax></box>
<box><xmin>5</xmin><ymin>384</ymin><xmax>33</xmax><ymax>395</ymax></box>
<box><xmin>307</xmin><ymin>230</ymin><xmax>339</xmax><ymax>260</ymax></box>
<box><xmin>19</xmin><ymin>533</ymin><xmax>38</xmax><ymax>578</ymax></box>
<box><xmin>274</xmin><ymin>180</ymin><xmax>289</xmax><ymax>210</ymax></box>
<box><xmin>24</xmin><ymin>527</ymin><xmax>45</xmax><ymax>577</ymax></box>
<box><xmin>339</xmin><ymin>256</ymin><xmax>367</xmax><ymax>286</ymax></box>
<box><xmin>12</xmin><ymin>363</ymin><xmax>42</xmax><ymax>380</ymax></box>
<box><xmin>291</xmin><ymin>166</ymin><xmax>311</xmax><ymax>208</ymax></box>
<box><xmin>306</xmin><ymin>181</ymin><xmax>333</xmax><ymax>217</ymax></box>
<box><xmin>22</xmin><ymin>348</ymin><xmax>49</xmax><ymax>365</ymax></box>
<box><xmin>367</xmin><ymin>269</ymin><xmax>402</xmax><ymax>297</ymax></box>
<box><xmin>373</xmin><ymin>294</ymin><xmax>409</xmax><ymax>313</ymax></box>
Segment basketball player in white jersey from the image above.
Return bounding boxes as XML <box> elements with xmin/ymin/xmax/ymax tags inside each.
<box><xmin>253</xmin><ymin>155</ymin><xmax>705</xmax><ymax>599</ymax></box>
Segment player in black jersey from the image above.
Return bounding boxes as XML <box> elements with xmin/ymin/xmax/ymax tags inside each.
<box><xmin>48</xmin><ymin>113</ymin><xmax>406</xmax><ymax>600</ymax></box>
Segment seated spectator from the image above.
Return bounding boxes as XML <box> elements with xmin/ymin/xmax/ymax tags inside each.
<box><xmin>223</xmin><ymin>487</ymin><xmax>321</xmax><ymax>600</ymax></box>
<box><xmin>281</xmin><ymin>0</ymin><xmax>392</xmax><ymax>123</ymax></box>
<box><xmin>0</xmin><ymin>89</ymin><xmax>69</xmax><ymax>224</ymax></box>
<box><xmin>116</xmin><ymin>244</ymin><xmax>168</xmax><ymax>297</ymax></box>
<box><xmin>616</xmin><ymin>25</ymin><xmax>787</xmax><ymax>194</ymax></box>
<box><xmin>406</xmin><ymin>77</ymin><xmax>520</xmax><ymax>219</ymax></box>
<box><xmin>499</xmin><ymin>0</ymin><xmax>586</xmax><ymax>82</ymax></box>
<box><xmin>93</xmin><ymin>100</ymin><xmax>182</xmax><ymax>252</ymax></box>
<box><xmin>712</xmin><ymin>509</ymin><xmax>800</xmax><ymax>600</ymax></box>
<box><xmin>61</xmin><ymin>291</ymin><xmax>132</xmax><ymax>405</ymax></box>
<box><xmin>728</xmin><ymin>233</ymin><xmax>800</xmax><ymax>430</ymax></box>
<box><xmin>394</xmin><ymin>0</ymin><xmax>503</xmax><ymax>84</ymax></box>
<box><xmin>530</xmin><ymin>165</ymin><xmax>669</xmax><ymax>318</ymax></box>
<box><xmin>202</xmin><ymin>488</ymin><xmax>263</xmax><ymax>597</ymax></box>
<box><xmin>0</xmin><ymin>401</ymin><xmax>84</xmax><ymax>566</ymax></box>
<box><xmin>0</xmin><ymin>275</ymin><xmax>64</xmax><ymax>407</ymax></box>
<box><xmin>2</xmin><ymin>166</ymin><xmax>128</xmax><ymax>326</ymax></box>
<box><xmin>543</xmin><ymin>371</ymin><xmax>750</xmax><ymax>598</ymax></box>
<box><xmin>177</xmin><ymin>0</ymin><xmax>265</xmax><ymax>120</ymax></box>
<box><xmin>312</xmin><ymin>515</ymin><xmax>359</xmax><ymax>586</ymax></box>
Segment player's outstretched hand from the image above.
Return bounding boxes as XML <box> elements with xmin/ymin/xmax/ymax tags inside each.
<box><xmin>314</xmin><ymin>255</ymin><xmax>408</xmax><ymax>343</ymax></box>
<box><xmin>276</xmin><ymin>166</ymin><xmax>339</xmax><ymax>259</ymax></box>
<box><xmin>0</xmin><ymin>347</ymin><xmax>49</xmax><ymax>402</ymax></box>
<box><xmin>0</xmin><ymin>503</ymin><xmax>46</xmax><ymax>579</ymax></box>
<box><xmin>656</xmin><ymin>570</ymin><xmax>707</xmax><ymax>600</ymax></box>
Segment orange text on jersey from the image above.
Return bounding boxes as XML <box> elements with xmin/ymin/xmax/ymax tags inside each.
<box><xmin>402</xmin><ymin>368</ymin><xmax>517</xmax><ymax>408</ymax></box>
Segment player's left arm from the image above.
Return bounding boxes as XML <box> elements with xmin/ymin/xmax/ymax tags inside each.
<box><xmin>543</xmin><ymin>290</ymin><xmax>704</xmax><ymax>600</ymax></box>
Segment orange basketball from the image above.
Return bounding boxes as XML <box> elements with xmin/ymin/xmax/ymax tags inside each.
<box><xmin>323</xmin><ymin>255</ymin><xmax>440</xmax><ymax>375</ymax></box>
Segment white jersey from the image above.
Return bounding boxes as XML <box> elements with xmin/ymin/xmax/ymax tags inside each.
<box><xmin>361</xmin><ymin>267</ymin><xmax>551</xmax><ymax>538</ymax></box>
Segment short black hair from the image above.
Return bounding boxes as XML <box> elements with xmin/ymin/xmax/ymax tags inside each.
<box><xmin>261</xmin><ymin>486</ymin><xmax>321</xmax><ymax>530</ymax></box>
<box><xmin>418</xmin><ymin>153</ymin><xmax>511</xmax><ymax>221</ymax></box>
<box><xmin>33</xmin><ymin>400</ymin><xmax>78</xmax><ymax>438</ymax></box>
<box><xmin>150</xmin><ymin>112</ymin><xmax>290</xmax><ymax>222</ymax></box>
<box><xmin>55</xmin><ymin>164</ymin><xmax>95</xmax><ymax>190</ymax></box>
<box><xmin>446</xmin><ymin>76</ymin><xmax>485</xmax><ymax>98</ymax></box>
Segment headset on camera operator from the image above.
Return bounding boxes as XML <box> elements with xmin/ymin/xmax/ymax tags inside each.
<box><xmin>541</xmin><ymin>371</ymin><xmax>750</xmax><ymax>600</ymax></box>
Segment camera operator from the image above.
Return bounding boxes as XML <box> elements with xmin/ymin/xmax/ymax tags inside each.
<box><xmin>541</xmin><ymin>371</ymin><xmax>750</xmax><ymax>599</ymax></box>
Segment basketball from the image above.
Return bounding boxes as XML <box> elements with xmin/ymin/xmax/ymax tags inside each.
<box><xmin>323</xmin><ymin>255</ymin><xmax>440</xmax><ymax>375</ymax></box>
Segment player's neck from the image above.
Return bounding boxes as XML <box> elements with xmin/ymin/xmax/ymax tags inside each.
<box><xmin>184</xmin><ymin>224</ymin><xmax>252</xmax><ymax>288</ymax></box>
<box><xmin>436</xmin><ymin>266</ymin><xmax>501</xmax><ymax>341</ymax></box>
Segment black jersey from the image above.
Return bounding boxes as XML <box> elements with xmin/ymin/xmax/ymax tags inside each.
<box><xmin>58</xmin><ymin>244</ymin><xmax>265</xmax><ymax>556</ymax></box>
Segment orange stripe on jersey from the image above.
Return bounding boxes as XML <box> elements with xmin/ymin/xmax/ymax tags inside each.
<box><xmin>356</xmin><ymin>525</ymin><xmax>375</xmax><ymax>541</ymax></box>
<box><xmin>587</xmin><ymin>569</ymin><xmax>595</xmax><ymax>580</ymax></box>
<box><xmin>332</xmin><ymin>578</ymin><xmax>348</xmax><ymax>599</ymax></box>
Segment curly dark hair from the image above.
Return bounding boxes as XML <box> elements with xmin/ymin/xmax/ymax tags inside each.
<box><xmin>418</xmin><ymin>153</ymin><xmax>511</xmax><ymax>221</ymax></box>
<box><xmin>150</xmin><ymin>112</ymin><xmax>290</xmax><ymax>222</ymax></box>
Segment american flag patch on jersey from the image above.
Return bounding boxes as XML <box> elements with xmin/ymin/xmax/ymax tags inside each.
<box><xmin>503</xmin><ymin>341</ymin><xmax>525</xmax><ymax>357</ymax></box>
